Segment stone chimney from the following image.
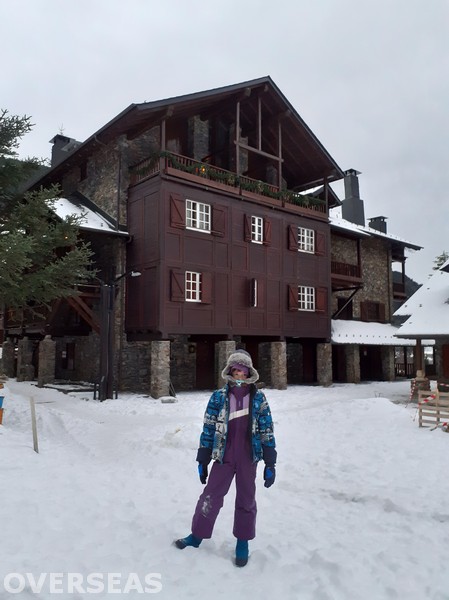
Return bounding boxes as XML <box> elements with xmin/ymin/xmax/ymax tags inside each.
<box><xmin>49</xmin><ymin>134</ymin><xmax>81</xmax><ymax>167</ymax></box>
<box><xmin>341</xmin><ymin>169</ymin><xmax>365</xmax><ymax>226</ymax></box>
<box><xmin>368</xmin><ymin>216</ymin><xmax>387</xmax><ymax>233</ymax></box>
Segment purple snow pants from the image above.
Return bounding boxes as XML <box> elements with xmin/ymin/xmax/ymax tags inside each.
<box><xmin>191</xmin><ymin>459</ymin><xmax>258</xmax><ymax>540</ymax></box>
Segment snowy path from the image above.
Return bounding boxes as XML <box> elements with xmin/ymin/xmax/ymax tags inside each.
<box><xmin>2</xmin><ymin>380</ymin><xmax>449</xmax><ymax>599</ymax></box>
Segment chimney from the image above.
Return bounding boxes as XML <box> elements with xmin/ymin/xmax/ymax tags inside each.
<box><xmin>368</xmin><ymin>216</ymin><xmax>387</xmax><ymax>233</ymax></box>
<box><xmin>341</xmin><ymin>169</ymin><xmax>365</xmax><ymax>226</ymax></box>
<box><xmin>49</xmin><ymin>134</ymin><xmax>81</xmax><ymax>166</ymax></box>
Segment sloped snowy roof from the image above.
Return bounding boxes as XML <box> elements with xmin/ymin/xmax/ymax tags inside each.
<box><xmin>52</xmin><ymin>196</ymin><xmax>129</xmax><ymax>236</ymax></box>
<box><xmin>329</xmin><ymin>209</ymin><xmax>422</xmax><ymax>249</ymax></box>
<box><xmin>329</xmin><ymin>215</ymin><xmax>370</xmax><ymax>237</ymax></box>
<box><xmin>331</xmin><ymin>319</ymin><xmax>429</xmax><ymax>346</ymax></box>
<box><xmin>394</xmin><ymin>269</ymin><xmax>449</xmax><ymax>338</ymax></box>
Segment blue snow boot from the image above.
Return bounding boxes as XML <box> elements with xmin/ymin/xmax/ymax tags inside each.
<box><xmin>235</xmin><ymin>539</ymin><xmax>249</xmax><ymax>567</ymax></box>
<box><xmin>174</xmin><ymin>534</ymin><xmax>202</xmax><ymax>549</ymax></box>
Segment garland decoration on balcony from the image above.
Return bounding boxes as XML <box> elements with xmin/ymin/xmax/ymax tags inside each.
<box><xmin>131</xmin><ymin>151</ymin><xmax>326</xmax><ymax>211</ymax></box>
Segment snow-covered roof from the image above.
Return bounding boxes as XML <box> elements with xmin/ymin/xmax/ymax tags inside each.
<box><xmin>329</xmin><ymin>208</ymin><xmax>422</xmax><ymax>250</ymax></box>
<box><xmin>394</xmin><ymin>269</ymin><xmax>449</xmax><ymax>338</ymax></box>
<box><xmin>329</xmin><ymin>214</ymin><xmax>370</xmax><ymax>237</ymax></box>
<box><xmin>331</xmin><ymin>319</ymin><xmax>432</xmax><ymax>346</ymax></box>
<box><xmin>52</xmin><ymin>196</ymin><xmax>129</xmax><ymax>236</ymax></box>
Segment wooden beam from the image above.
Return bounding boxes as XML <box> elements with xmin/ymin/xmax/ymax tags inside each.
<box><xmin>235</xmin><ymin>141</ymin><xmax>284</xmax><ymax>163</ymax></box>
<box><xmin>67</xmin><ymin>296</ymin><xmax>100</xmax><ymax>333</ymax></box>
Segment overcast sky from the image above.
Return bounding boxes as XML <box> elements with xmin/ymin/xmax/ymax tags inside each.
<box><xmin>2</xmin><ymin>0</ymin><xmax>448</xmax><ymax>283</ymax></box>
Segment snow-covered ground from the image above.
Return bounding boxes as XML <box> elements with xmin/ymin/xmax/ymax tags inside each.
<box><xmin>1</xmin><ymin>379</ymin><xmax>449</xmax><ymax>600</ymax></box>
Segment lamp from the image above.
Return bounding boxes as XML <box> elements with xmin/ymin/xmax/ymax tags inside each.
<box><xmin>98</xmin><ymin>269</ymin><xmax>141</xmax><ymax>401</ymax></box>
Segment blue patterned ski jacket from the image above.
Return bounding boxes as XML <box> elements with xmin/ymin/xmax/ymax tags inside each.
<box><xmin>198</xmin><ymin>384</ymin><xmax>276</xmax><ymax>465</ymax></box>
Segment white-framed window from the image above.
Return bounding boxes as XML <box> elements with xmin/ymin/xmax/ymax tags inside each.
<box><xmin>298</xmin><ymin>286</ymin><xmax>315</xmax><ymax>311</ymax></box>
<box><xmin>186</xmin><ymin>199</ymin><xmax>211</xmax><ymax>232</ymax></box>
<box><xmin>251</xmin><ymin>216</ymin><xmax>263</xmax><ymax>244</ymax></box>
<box><xmin>298</xmin><ymin>227</ymin><xmax>315</xmax><ymax>253</ymax></box>
<box><xmin>185</xmin><ymin>271</ymin><xmax>202</xmax><ymax>302</ymax></box>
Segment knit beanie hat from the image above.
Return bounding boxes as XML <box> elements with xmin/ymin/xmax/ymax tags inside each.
<box><xmin>222</xmin><ymin>349</ymin><xmax>259</xmax><ymax>385</ymax></box>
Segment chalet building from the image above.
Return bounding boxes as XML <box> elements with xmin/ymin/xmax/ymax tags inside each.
<box><xmin>394</xmin><ymin>260</ymin><xmax>449</xmax><ymax>382</ymax></box>
<box><xmin>2</xmin><ymin>77</ymin><xmax>349</xmax><ymax>395</ymax></box>
<box><xmin>329</xmin><ymin>169</ymin><xmax>423</xmax><ymax>383</ymax></box>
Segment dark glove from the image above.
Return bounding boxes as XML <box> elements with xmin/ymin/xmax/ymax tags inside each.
<box><xmin>198</xmin><ymin>463</ymin><xmax>208</xmax><ymax>485</ymax></box>
<box><xmin>263</xmin><ymin>465</ymin><xmax>276</xmax><ymax>488</ymax></box>
<box><xmin>196</xmin><ymin>447</ymin><xmax>212</xmax><ymax>485</ymax></box>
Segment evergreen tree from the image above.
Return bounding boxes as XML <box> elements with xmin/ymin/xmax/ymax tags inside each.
<box><xmin>0</xmin><ymin>110</ymin><xmax>94</xmax><ymax>308</ymax></box>
<box><xmin>433</xmin><ymin>251</ymin><xmax>449</xmax><ymax>271</ymax></box>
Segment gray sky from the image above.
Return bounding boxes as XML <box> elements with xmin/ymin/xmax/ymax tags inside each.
<box><xmin>2</xmin><ymin>0</ymin><xmax>448</xmax><ymax>283</ymax></box>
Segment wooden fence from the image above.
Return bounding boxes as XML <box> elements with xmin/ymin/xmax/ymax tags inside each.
<box><xmin>418</xmin><ymin>389</ymin><xmax>449</xmax><ymax>428</ymax></box>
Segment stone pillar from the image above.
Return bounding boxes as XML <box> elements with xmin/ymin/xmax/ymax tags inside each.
<box><xmin>216</xmin><ymin>340</ymin><xmax>236</xmax><ymax>388</ymax></box>
<box><xmin>2</xmin><ymin>339</ymin><xmax>15</xmax><ymax>377</ymax></box>
<box><xmin>317</xmin><ymin>343</ymin><xmax>333</xmax><ymax>386</ymax></box>
<box><xmin>150</xmin><ymin>340</ymin><xmax>170</xmax><ymax>399</ymax></box>
<box><xmin>37</xmin><ymin>335</ymin><xmax>56</xmax><ymax>387</ymax></box>
<box><xmin>270</xmin><ymin>341</ymin><xmax>287</xmax><ymax>390</ymax></box>
<box><xmin>345</xmin><ymin>345</ymin><xmax>360</xmax><ymax>384</ymax></box>
<box><xmin>16</xmin><ymin>337</ymin><xmax>35</xmax><ymax>382</ymax></box>
<box><xmin>381</xmin><ymin>346</ymin><xmax>395</xmax><ymax>382</ymax></box>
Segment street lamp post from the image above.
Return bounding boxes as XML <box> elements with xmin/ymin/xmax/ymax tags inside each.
<box><xmin>98</xmin><ymin>270</ymin><xmax>141</xmax><ymax>402</ymax></box>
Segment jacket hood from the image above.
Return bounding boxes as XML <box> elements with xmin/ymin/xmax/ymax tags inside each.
<box><xmin>221</xmin><ymin>350</ymin><xmax>259</xmax><ymax>385</ymax></box>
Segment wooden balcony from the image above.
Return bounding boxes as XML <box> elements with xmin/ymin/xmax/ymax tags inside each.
<box><xmin>331</xmin><ymin>260</ymin><xmax>362</xmax><ymax>289</ymax></box>
<box><xmin>130</xmin><ymin>152</ymin><xmax>328</xmax><ymax>218</ymax></box>
<box><xmin>393</xmin><ymin>281</ymin><xmax>407</xmax><ymax>299</ymax></box>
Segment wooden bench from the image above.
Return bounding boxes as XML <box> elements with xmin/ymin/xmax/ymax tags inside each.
<box><xmin>418</xmin><ymin>390</ymin><xmax>449</xmax><ymax>428</ymax></box>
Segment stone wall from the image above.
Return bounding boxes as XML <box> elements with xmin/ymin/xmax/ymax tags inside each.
<box><xmin>331</xmin><ymin>235</ymin><xmax>391</xmax><ymax>320</ymax></box>
<box><xmin>170</xmin><ymin>336</ymin><xmax>196</xmax><ymax>391</ymax></box>
<box><xmin>381</xmin><ymin>346</ymin><xmax>395</xmax><ymax>381</ymax></box>
<box><xmin>55</xmin><ymin>334</ymin><xmax>100</xmax><ymax>382</ymax></box>
<box><xmin>317</xmin><ymin>342</ymin><xmax>332</xmax><ymax>386</ymax></box>
<box><xmin>61</xmin><ymin>128</ymin><xmax>160</xmax><ymax>225</ymax></box>
<box><xmin>37</xmin><ymin>336</ymin><xmax>56</xmax><ymax>387</ymax></box>
<box><xmin>345</xmin><ymin>345</ymin><xmax>361</xmax><ymax>383</ymax></box>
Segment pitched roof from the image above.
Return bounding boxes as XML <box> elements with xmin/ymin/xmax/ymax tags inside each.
<box><xmin>394</xmin><ymin>269</ymin><xmax>449</xmax><ymax>338</ymax></box>
<box><xmin>30</xmin><ymin>76</ymin><xmax>344</xmax><ymax>191</ymax></box>
<box><xmin>329</xmin><ymin>209</ymin><xmax>422</xmax><ymax>250</ymax></box>
<box><xmin>331</xmin><ymin>319</ymin><xmax>429</xmax><ymax>346</ymax></box>
<box><xmin>52</xmin><ymin>192</ymin><xmax>128</xmax><ymax>236</ymax></box>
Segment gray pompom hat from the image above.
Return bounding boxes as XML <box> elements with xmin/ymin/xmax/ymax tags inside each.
<box><xmin>221</xmin><ymin>349</ymin><xmax>259</xmax><ymax>385</ymax></box>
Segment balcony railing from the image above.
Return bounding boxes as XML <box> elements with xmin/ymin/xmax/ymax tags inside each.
<box><xmin>393</xmin><ymin>282</ymin><xmax>406</xmax><ymax>296</ymax></box>
<box><xmin>4</xmin><ymin>284</ymin><xmax>101</xmax><ymax>332</ymax></box>
<box><xmin>130</xmin><ymin>152</ymin><xmax>327</xmax><ymax>215</ymax></box>
<box><xmin>331</xmin><ymin>261</ymin><xmax>361</xmax><ymax>279</ymax></box>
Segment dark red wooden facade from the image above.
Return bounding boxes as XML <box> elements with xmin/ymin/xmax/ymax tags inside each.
<box><xmin>126</xmin><ymin>175</ymin><xmax>332</xmax><ymax>341</ymax></box>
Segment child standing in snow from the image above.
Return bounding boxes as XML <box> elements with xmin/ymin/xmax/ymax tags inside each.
<box><xmin>175</xmin><ymin>349</ymin><xmax>277</xmax><ymax>567</ymax></box>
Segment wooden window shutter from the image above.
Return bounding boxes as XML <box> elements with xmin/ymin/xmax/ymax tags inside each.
<box><xmin>170</xmin><ymin>194</ymin><xmax>185</xmax><ymax>229</ymax></box>
<box><xmin>170</xmin><ymin>270</ymin><xmax>185</xmax><ymax>302</ymax></box>
<box><xmin>379</xmin><ymin>302</ymin><xmax>386</xmax><ymax>323</ymax></box>
<box><xmin>315</xmin><ymin>287</ymin><xmax>327</xmax><ymax>313</ymax></box>
<box><xmin>288</xmin><ymin>285</ymin><xmax>298</xmax><ymax>311</ymax></box>
<box><xmin>212</xmin><ymin>207</ymin><xmax>226</xmax><ymax>237</ymax></box>
<box><xmin>315</xmin><ymin>231</ymin><xmax>326</xmax><ymax>256</ymax></box>
<box><xmin>263</xmin><ymin>219</ymin><xmax>272</xmax><ymax>246</ymax></box>
<box><xmin>244</xmin><ymin>214</ymin><xmax>252</xmax><ymax>242</ymax></box>
<box><xmin>288</xmin><ymin>225</ymin><xmax>298</xmax><ymax>251</ymax></box>
<box><xmin>201</xmin><ymin>272</ymin><xmax>212</xmax><ymax>304</ymax></box>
